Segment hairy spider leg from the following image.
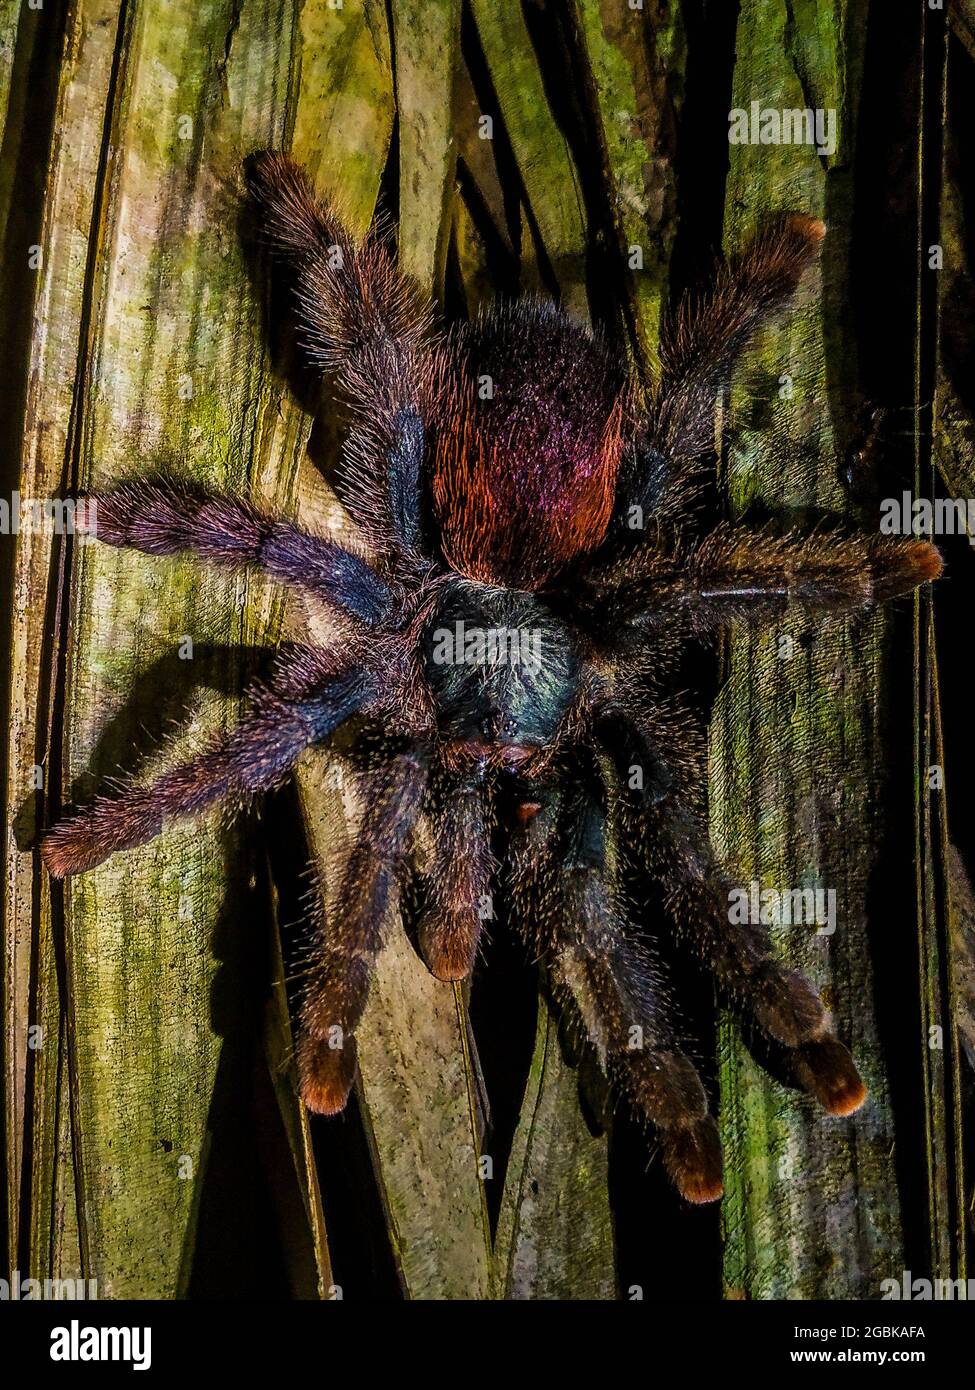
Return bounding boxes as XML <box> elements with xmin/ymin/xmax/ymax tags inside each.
<box><xmin>416</xmin><ymin>763</ymin><xmax>496</xmax><ymax>982</ymax></box>
<box><xmin>611</xmin><ymin>212</ymin><xmax>826</xmax><ymax>535</ymax></box>
<box><xmin>510</xmin><ymin>771</ymin><xmax>724</xmax><ymax>1205</ymax></box>
<box><xmin>299</xmin><ymin>750</ymin><xmax>429</xmax><ymax>1114</ymax></box>
<box><xmin>83</xmin><ymin>478</ymin><xmax>398</xmax><ymax>627</ymax></box>
<box><xmin>601</xmin><ymin>703</ymin><xmax>866</xmax><ymax>1117</ymax></box>
<box><xmin>246</xmin><ymin>151</ymin><xmax>432</xmax><ymax>563</ymax></box>
<box><xmin>42</xmin><ymin>659</ymin><xmax>368</xmax><ymax>877</ymax></box>
<box><xmin>592</xmin><ymin>525</ymin><xmax>943</xmax><ymax>633</ymax></box>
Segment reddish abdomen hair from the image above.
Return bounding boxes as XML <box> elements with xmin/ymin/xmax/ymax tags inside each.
<box><xmin>429</xmin><ymin>300</ymin><xmax>629</xmax><ymax>590</ymax></box>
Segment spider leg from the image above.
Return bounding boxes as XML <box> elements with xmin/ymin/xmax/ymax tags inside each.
<box><xmin>42</xmin><ymin>653</ymin><xmax>368</xmax><ymax>877</ymax></box>
<box><xmin>510</xmin><ymin>770</ymin><xmax>723</xmax><ymax>1204</ymax></box>
<box><xmin>597</xmin><ymin>700</ymin><xmax>866</xmax><ymax>1117</ymax></box>
<box><xmin>591</xmin><ymin>524</ymin><xmax>942</xmax><ymax>633</ymax></box>
<box><xmin>613</xmin><ymin>213</ymin><xmax>824</xmax><ymax>531</ymax></box>
<box><xmin>416</xmin><ymin>763</ymin><xmax>495</xmax><ymax>982</ymax></box>
<box><xmin>82</xmin><ymin>479</ymin><xmax>396</xmax><ymax>626</ymax></box>
<box><xmin>299</xmin><ymin>749</ymin><xmax>429</xmax><ymax>1113</ymax></box>
<box><xmin>246</xmin><ymin>152</ymin><xmax>431</xmax><ymax>561</ymax></box>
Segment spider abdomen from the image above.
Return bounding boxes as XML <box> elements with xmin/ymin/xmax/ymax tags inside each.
<box><xmin>428</xmin><ymin>300</ymin><xmax>629</xmax><ymax>590</ymax></box>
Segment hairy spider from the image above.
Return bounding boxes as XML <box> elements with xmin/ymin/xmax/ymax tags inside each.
<box><xmin>42</xmin><ymin>153</ymin><xmax>941</xmax><ymax>1204</ymax></box>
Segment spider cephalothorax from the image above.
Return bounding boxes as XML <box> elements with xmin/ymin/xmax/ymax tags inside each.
<box><xmin>42</xmin><ymin>154</ymin><xmax>941</xmax><ymax>1204</ymax></box>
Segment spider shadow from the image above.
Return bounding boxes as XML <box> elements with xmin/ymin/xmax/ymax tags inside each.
<box><xmin>732</xmin><ymin>1018</ymin><xmax>811</xmax><ymax>1097</ymax></box>
<box><xmin>175</xmin><ymin>828</ymin><xmax>314</xmax><ymax>1298</ymax></box>
<box><xmin>53</xmin><ymin>634</ymin><xmax>330</xmax><ymax>1293</ymax></box>
<box><xmin>51</xmin><ymin>639</ymin><xmax>319</xmax><ymax>1292</ymax></box>
<box><xmin>16</xmin><ymin>642</ymin><xmax>273</xmax><ymax>852</ymax></box>
<box><xmin>463</xmin><ymin>915</ymin><xmax>613</xmax><ymax>1235</ymax></box>
<box><xmin>542</xmin><ymin>973</ymin><xmax>616</xmax><ymax>1134</ymax></box>
<box><xmin>237</xmin><ymin>156</ymin><xmax>325</xmax><ymax>423</ymax></box>
<box><xmin>237</xmin><ymin>154</ymin><xmax>360</xmax><ymax>516</ymax></box>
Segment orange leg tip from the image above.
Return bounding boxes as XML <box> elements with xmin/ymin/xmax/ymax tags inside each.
<box><xmin>681</xmin><ymin>1174</ymin><xmax>725</xmax><ymax>1206</ymax></box>
<box><xmin>785</xmin><ymin>212</ymin><xmax>827</xmax><ymax>243</ymax></box>
<box><xmin>427</xmin><ymin>959</ymin><xmax>472</xmax><ymax>984</ymax></box>
<box><xmin>827</xmin><ymin>1081</ymin><xmax>868</xmax><ymax>1117</ymax></box>
<box><xmin>418</xmin><ymin>916</ymin><xmax>477</xmax><ymax>983</ymax></box>
<box><xmin>909</xmin><ymin>540</ymin><xmax>943</xmax><ymax>585</ymax></box>
<box><xmin>300</xmin><ymin>1081</ymin><xmax>350</xmax><ymax>1117</ymax></box>
<box><xmin>298</xmin><ymin>1035</ymin><xmax>357</xmax><ymax>1116</ymax></box>
<box><xmin>795</xmin><ymin>1035</ymin><xmax>868</xmax><ymax>1117</ymax></box>
<box><xmin>663</xmin><ymin>1116</ymin><xmax>724</xmax><ymax>1205</ymax></box>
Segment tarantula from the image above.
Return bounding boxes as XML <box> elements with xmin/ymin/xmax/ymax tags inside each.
<box><xmin>42</xmin><ymin>153</ymin><xmax>940</xmax><ymax>1204</ymax></box>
